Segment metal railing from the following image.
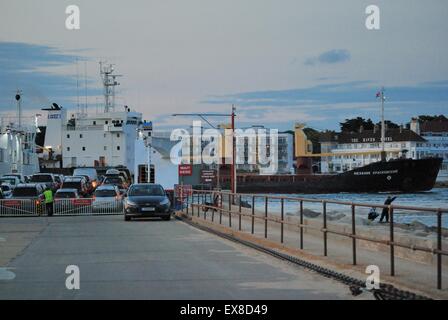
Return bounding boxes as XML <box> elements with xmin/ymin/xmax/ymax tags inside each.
<box><xmin>178</xmin><ymin>189</ymin><xmax>448</xmax><ymax>290</ymax></box>
<box><xmin>0</xmin><ymin>198</ymin><xmax>123</xmax><ymax>217</ymax></box>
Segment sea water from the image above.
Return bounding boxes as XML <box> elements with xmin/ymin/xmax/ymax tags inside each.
<box><xmin>247</xmin><ymin>188</ymin><xmax>448</xmax><ymax>228</ymax></box>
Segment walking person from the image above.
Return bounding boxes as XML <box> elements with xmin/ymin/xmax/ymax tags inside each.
<box><xmin>379</xmin><ymin>196</ymin><xmax>397</xmax><ymax>223</ymax></box>
<box><xmin>43</xmin><ymin>187</ymin><xmax>54</xmax><ymax>217</ymax></box>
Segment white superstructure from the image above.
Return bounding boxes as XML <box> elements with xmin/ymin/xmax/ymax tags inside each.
<box><xmin>0</xmin><ymin>93</ymin><xmax>39</xmax><ymax>176</ymax></box>
<box><xmin>42</xmin><ymin>63</ymin><xmax>143</xmax><ymax>174</ymax></box>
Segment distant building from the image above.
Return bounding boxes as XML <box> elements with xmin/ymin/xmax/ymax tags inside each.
<box><xmin>235</xmin><ymin>126</ymin><xmax>294</xmax><ymax>175</ymax></box>
<box><xmin>413</xmin><ymin>117</ymin><xmax>448</xmax><ymax>182</ymax></box>
<box><xmin>319</xmin><ymin>125</ymin><xmax>426</xmax><ymax>173</ymax></box>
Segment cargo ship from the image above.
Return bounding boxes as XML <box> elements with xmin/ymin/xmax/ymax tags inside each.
<box><xmin>232</xmin><ymin>157</ymin><xmax>443</xmax><ymax>194</ymax></box>
<box><xmin>220</xmin><ymin>89</ymin><xmax>443</xmax><ymax>194</ymax></box>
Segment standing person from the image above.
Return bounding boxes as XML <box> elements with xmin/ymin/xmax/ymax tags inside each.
<box><xmin>379</xmin><ymin>196</ymin><xmax>397</xmax><ymax>223</ymax></box>
<box><xmin>43</xmin><ymin>187</ymin><xmax>54</xmax><ymax>217</ymax></box>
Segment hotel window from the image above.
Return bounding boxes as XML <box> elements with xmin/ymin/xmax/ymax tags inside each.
<box><xmin>93</xmin><ymin>121</ymin><xmax>96</xmax><ymax>125</ymax></box>
<box><xmin>105</xmin><ymin>121</ymin><xmax>109</xmax><ymax>124</ymax></box>
<box><xmin>67</xmin><ymin>147</ymin><xmax>70</xmax><ymax>151</ymax></box>
<box><xmin>82</xmin><ymin>147</ymin><xmax>86</xmax><ymax>151</ymax></box>
<box><xmin>80</xmin><ymin>134</ymin><xmax>83</xmax><ymax>138</ymax></box>
<box><xmin>67</xmin><ymin>134</ymin><xmax>70</xmax><ymax>139</ymax></box>
<box><xmin>117</xmin><ymin>133</ymin><xmax>120</xmax><ymax>138</ymax></box>
<box><xmin>104</xmin><ymin>146</ymin><xmax>107</xmax><ymax>150</ymax></box>
<box><xmin>117</xmin><ymin>146</ymin><xmax>121</xmax><ymax>150</ymax></box>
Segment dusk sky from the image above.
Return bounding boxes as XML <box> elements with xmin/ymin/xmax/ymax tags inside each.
<box><xmin>0</xmin><ymin>0</ymin><xmax>447</xmax><ymax>131</ymax></box>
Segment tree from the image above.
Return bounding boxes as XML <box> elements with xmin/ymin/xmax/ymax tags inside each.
<box><xmin>375</xmin><ymin>120</ymin><xmax>399</xmax><ymax>129</ymax></box>
<box><xmin>340</xmin><ymin>117</ymin><xmax>374</xmax><ymax>133</ymax></box>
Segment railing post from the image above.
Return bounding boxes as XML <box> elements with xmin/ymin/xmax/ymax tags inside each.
<box><xmin>437</xmin><ymin>209</ymin><xmax>442</xmax><ymax>290</ymax></box>
<box><xmin>280</xmin><ymin>198</ymin><xmax>284</xmax><ymax>244</ymax></box>
<box><xmin>229</xmin><ymin>193</ymin><xmax>232</xmax><ymax>228</ymax></box>
<box><xmin>351</xmin><ymin>204</ymin><xmax>357</xmax><ymax>265</ymax></box>
<box><xmin>323</xmin><ymin>201</ymin><xmax>327</xmax><ymax>256</ymax></box>
<box><xmin>239</xmin><ymin>195</ymin><xmax>242</xmax><ymax>231</ymax></box>
<box><xmin>186</xmin><ymin>193</ymin><xmax>189</xmax><ymax>216</ymax></box>
<box><xmin>264</xmin><ymin>196</ymin><xmax>268</xmax><ymax>239</ymax></box>
<box><xmin>219</xmin><ymin>192</ymin><xmax>222</xmax><ymax>224</ymax></box>
<box><xmin>300</xmin><ymin>200</ymin><xmax>304</xmax><ymax>249</ymax></box>
<box><xmin>389</xmin><ymin>206</ymin><xmax>395</xmax><ymax>276</ymax></box>
<box><xmin>251</xmin><ymin>195</ymin><xmax>255</xmax><ymax>234</ymax></box>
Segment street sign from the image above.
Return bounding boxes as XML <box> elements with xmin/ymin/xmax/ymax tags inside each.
<box><xmin>201</xmin><ymin>169</ymin><xmax>216</xmax><ymax>184</ymax></box>
<box><xmin>178</xmin><ymin>164</ymin><xmax>193</xmax><ymax>176</ymax></box>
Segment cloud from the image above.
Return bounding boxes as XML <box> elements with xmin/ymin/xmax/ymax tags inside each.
<box><xmin>305</xmin><ymin>49</ymin><xmax>351</xmax><ymax>66</ymax></box>
<box><xmin>201</xmin><ymin>80</ymin><xmax>448</xmax><ymax>130</ymax></box>
<box><xmin>0</xmin><ymin>42</ymin><xmax>99</xmax><ymax>111</ymax></box>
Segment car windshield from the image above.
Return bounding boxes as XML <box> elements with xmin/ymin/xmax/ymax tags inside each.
<box><xmin>129</xmin><ymin>185</ymin><xmax>164</xmax><ymax>196</ymax></box>
<box><xmin>104</xmin><ymin>177</ymin><xmax>123</xmax><ymax>184</ymax></box>
<box><xmin>55</xmin><ymin>192</ymin><xmax>76</xmax><ymax>199</ymax></box>
<box><xmin>30</xmin><ymin>175</ymin><xmax>53</xmax><ymax>182</ymax></box>
<box><xmin>95</xmin><ymin>189</ymin><xmax>116</xmax><ymax>197</ymax></box>
<box><xmin>13</xmin><ymin>187</ymin><xmax>38</xmax><ymax>197</ymax></box>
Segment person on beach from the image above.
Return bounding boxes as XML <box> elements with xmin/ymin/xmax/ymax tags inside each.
<box><xmin>379</xmin><ymin>196</ymin><xmax>397</xmax><ymax>223</ymax></box>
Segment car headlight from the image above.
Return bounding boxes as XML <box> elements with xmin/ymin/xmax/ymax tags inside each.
<box><xmin>126</xmin><ymin>200</ymin><xmax>137</xmax><ymax>207</ymax></box>
<box><xmin>160</xmin><ymin>198</ymin><xmax>170</xmax><ymax>206</ymax></box>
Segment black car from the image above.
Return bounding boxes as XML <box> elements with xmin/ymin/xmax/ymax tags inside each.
<box><xmin>29</xmin><ymin>174</ymin><xmax>58</xmax><ymax>192</ymax></box>
<box><xmin>124</xmin><ymin>184</ymin><xmax>171</xmax><ymax>221</ymax></box>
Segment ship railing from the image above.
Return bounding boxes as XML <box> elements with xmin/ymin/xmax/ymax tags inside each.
<box><xmin>178</xmin><ymin>189</ymin><xmax>448</xmax><ymax>291</ymax></box>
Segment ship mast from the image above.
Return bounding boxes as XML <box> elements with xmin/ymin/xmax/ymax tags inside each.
<box><xmin>379</xmin><ymin>87</ymin><xmax>386</xmax><ymax>161</ymax></box>
<box><xmin>99</xmin><ymin>62</ymin><xmax>121</xmax><ymax>113</ymax></box>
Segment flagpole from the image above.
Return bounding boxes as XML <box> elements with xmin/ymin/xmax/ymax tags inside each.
<box><xmin>380</xmin><ymin>87</ymin><xmax>386</xmax><ymax>161</ymax></box>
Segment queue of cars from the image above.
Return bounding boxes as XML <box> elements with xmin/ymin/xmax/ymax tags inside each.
<box><xmin>1</xmin><ymin>167</ymin><xmax>172</xmax><ymax>221</ymax></box>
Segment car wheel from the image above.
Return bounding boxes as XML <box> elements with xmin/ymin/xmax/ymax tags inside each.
<box><xmin>124</xmin><ymin>215</ymin><xmax>131</xmax><ymax>221</ymax></box>
<box><xmin>162</xmin><ymin>215</ymin><xmax>171</xmax><ymax>221</ymax></box>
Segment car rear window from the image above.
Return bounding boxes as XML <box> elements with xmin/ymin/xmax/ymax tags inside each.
<box><xmin>62</xmin><ymin>182</ymin><xmax>81</xmax><ymax>190</ymax></box>
<box><xmin>13</xmin><ymin>187</ymin><xmax>38</xmax><ymax>197</ymax></box>
<box><xmin>128</xmin><ymin>185</ymin><xmax>164</xmax><ymax>196</ymax></box>
<box><xmin>30</xmin><ymin>175</ymin><xmax>53</xmax><ymax>182</ymax></box>
<box><xmin>95</xmin><ymin>190</ymin><xmax>116</xmax><ymax>197</ymax></box>
<box><xmin>104</xmin><ymin>177</ymin><xmax>123</xmax><ymax>184</ymax></box>
<box><xmin>55</xmin><ymin>192</ymin><xmax>76</xmax><ymax>199</ymax></box>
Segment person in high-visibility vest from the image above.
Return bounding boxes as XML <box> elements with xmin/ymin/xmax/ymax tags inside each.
<box><xmin>43</xmin><ymin>187</ymin><xmax>54</xmax><ymax>216</ymax></box>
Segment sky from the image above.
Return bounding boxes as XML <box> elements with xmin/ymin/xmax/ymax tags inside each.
<box><xmin>0</xmin><ymin>0</ymin><xmax>447</xmax><ymax>131</ymax></box>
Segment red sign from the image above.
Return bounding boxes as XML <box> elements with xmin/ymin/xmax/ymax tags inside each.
<box><xmin>178</xmin><ymin>164</ymin><xmax>193</xmax><ymax>176</ymax></box>
<box><xmin>2</xmin><ymin>200</ymin><xmax>21</xmax><ymax>207</ymax></box>
<box><xmin>71</xmin><ymin>199</ymin><xmax>92</xmax><ymax>206</ymax></box>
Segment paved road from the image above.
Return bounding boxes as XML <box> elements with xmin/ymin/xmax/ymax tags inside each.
<box><xmin>0</xmin><ymin>215</ymin><xmax>354</xmax><ymax>299</ymax></box>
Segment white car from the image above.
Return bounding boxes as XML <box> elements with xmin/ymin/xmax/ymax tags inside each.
<box><xmin>0</xmin><ymin>183</ymin><xmax>13</xmax><ymax>198</ymax></box>
<box><xmin>0</xmin><ymin>176</ymin><xmax>20</xmax><ymax>189</ymax></box>
<box><xmin>92</xmin><ymin>185</ymin><xmax>122</xmax><ymax>212</ymax></box>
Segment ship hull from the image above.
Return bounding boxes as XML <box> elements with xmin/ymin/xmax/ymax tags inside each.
<box><xmin>234</xmin><ymin>158</ymin><xmax>443</xmax><ymax>194</ymax></box>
